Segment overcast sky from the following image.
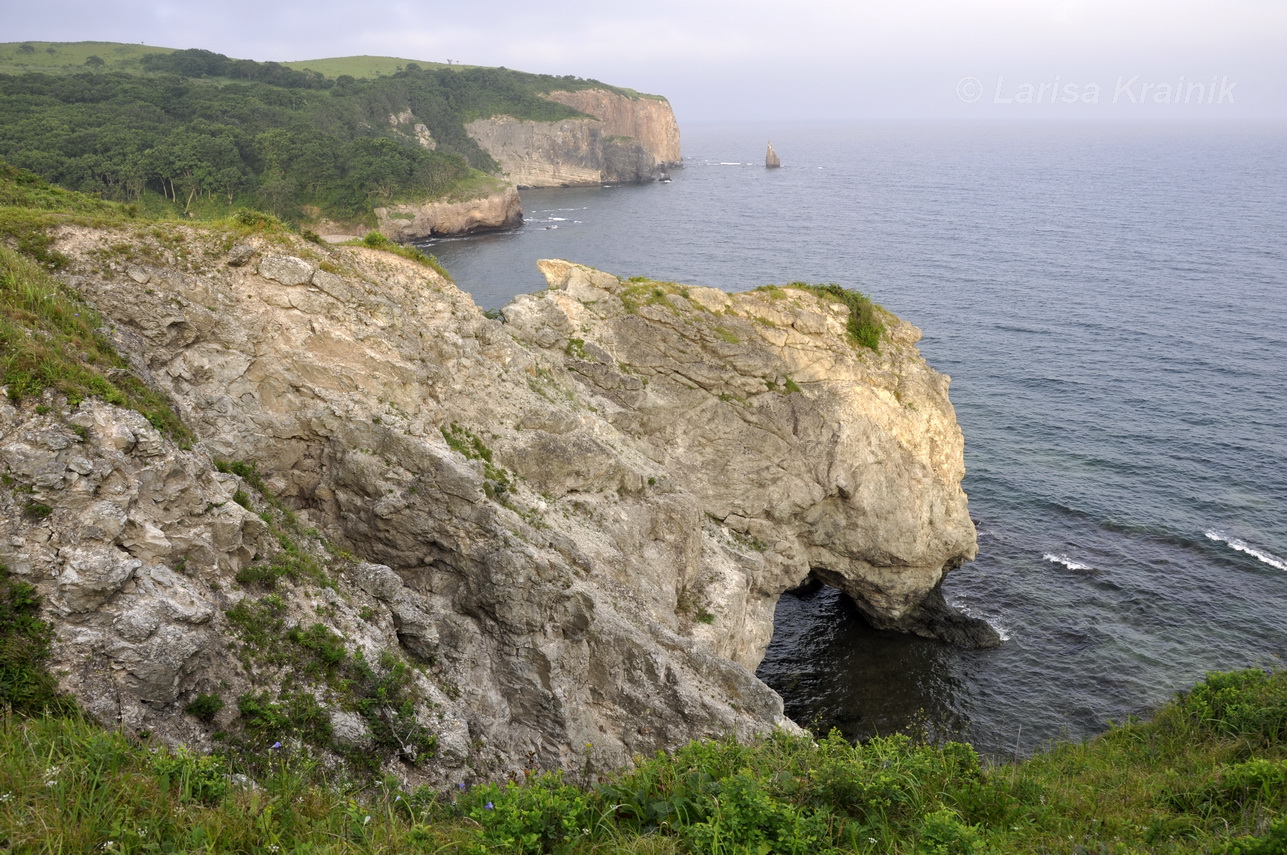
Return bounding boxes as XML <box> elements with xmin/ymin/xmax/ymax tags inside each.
<box><xmin>7</xmin><ymin>0</ymin><xmax>1286</xmax><ymax>124</ymax></box>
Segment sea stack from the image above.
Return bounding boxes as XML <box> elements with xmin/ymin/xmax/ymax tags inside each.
<box><xmin>765</xmin><ymin>141</ymin><xmax>781</xmax><ymax>168</ymax></box>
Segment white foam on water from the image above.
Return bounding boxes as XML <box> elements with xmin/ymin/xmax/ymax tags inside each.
<box><xmin>1043</xmin><ymin>553</ymin><xmax>1094</xmax><ymax>572</ymax></box>
<box><xmin>949</xmin><ymin>599</ymin><xmax>1012</xmax><ymax>642</ymax></box>
<box><xmin>1206</xmin><ymin>530</ymin><xmax>1287</xmax><ymax>571</ymax></box>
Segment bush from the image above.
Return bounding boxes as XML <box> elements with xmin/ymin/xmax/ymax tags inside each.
<box><xmin>184</xmin><ymin>693</ymin><xmax>225</xmax><ymax>723</ymax></box>
<box><xmin>462</xmin><ymin>773</ymin><xmax>598</xmax><ymax>854</ymax></box>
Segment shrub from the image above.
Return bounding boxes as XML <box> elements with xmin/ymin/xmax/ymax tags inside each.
<box><xmin>184</xmin><ymin>693</ymin><xmax>226</xmax><ymax>723</ymax></box>
<box><xmin>462</xmin><ymin>773</ymin><xmax>598</xmax><ymax>854</ymax></box>
<box><xmin>1180</xmin><ymin>669</ymin><xmax>1287</xmax><ymax>746</ymax></box>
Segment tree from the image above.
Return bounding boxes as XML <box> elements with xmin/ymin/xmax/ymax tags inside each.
<box><xmin>84</xmin><ymin>55</ymin><xmax>105</xmax><ymax>69</ymax></box>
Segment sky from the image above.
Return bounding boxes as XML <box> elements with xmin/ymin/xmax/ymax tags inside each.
<box><xmin>6</xmin><ymin>0</ymin><xmax>1286</xmax><ymax>125</ymax></box>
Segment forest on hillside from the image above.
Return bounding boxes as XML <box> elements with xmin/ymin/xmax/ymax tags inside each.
<box><xmin>0</xmin><ymin>48</ymin><xmax>606</xmax><ymax>222</ymax></box>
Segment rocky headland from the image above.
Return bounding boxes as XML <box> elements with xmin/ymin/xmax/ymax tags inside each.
<box><xmin>0</xmin><ymin>223</ymin><xmax>991</xmax><ymax>787</ymax></box>
<box><xmin>466</xmin><ymin>89</ymin><xmax>682</xmax><ymax>189</ymax></box>
<box><xmin>372</xmin><ymin>88</ymin><xmax>680</xmax><ymax>239</ymax></box>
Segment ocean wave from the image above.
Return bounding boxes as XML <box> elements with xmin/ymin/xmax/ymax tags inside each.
<box><xmin>1043</xmin><ymin>553</ymin><xmax>1095</xmax><ymax>572</ymax></box>
<box><xmin>1205</xmin><ymin>530</ymin><xmax>1287</xmax><ymax>571</ymax></box>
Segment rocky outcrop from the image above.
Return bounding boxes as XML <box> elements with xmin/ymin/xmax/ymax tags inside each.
<box><xmin>2</xmin><ymin>226</ymin><xmax>988</xmax><ymax>787</ymax></box>
<box><xmin>466</xmin><ymin>89</ymin><xmax>681</xmax><ymax>187</ymax></box>
<box><xmin>374</xmin><ymin>186</ymin><xmax>522</xmax><ymax>241</ymax></box>
<box><xmin>542</xmin><ymin>89</ymin><xmax>681</xmax><ymax>167</ymax></box>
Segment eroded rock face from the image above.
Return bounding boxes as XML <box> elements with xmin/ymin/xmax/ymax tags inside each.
<box><xmin>543</xmin><ymin>89</ymin><xmax>681</xmax><ymax>166</ymax></box>
<box><xmin>375</xmin><ymin>186</ymin><xmax>523</xmax><ymax>241</ymax></box>
<box><xmin>505</xmin><ymin>261</ymin><xmax>994</xmax><ymax>654</ymax></box>
<box><xmin>2</xmin><ymin>226</ymin><xmax>988</xmax><ymax>788</ymax></box>
<box><xmin>466</xmin><ymin>89</ymin><xmax>681</xmax><ymax>187</ymax></box>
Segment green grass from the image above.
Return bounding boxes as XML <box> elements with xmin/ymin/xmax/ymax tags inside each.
<box><xmin>782</xmin><ymin>282</ymin><xmax>885</xmax><ymax>351</ymax></box>
<box><xmin>0</xmin><ymin>243</ymin><xmax>191</xmax><ymax>440</ymax></box>
<box><xmin>0</xmin><ymin>669</ymin><xmax>1282</xmax><ymax>853</ymax></box>
<box><xmin>282</xmin><ymin>54</ymin><xmax>458</xmax><ymax>78</ymax></box>
<box><xmin>0</xmin><ymin>163</ymin><xmax>191</xmax><ymax>441</ymax></box>
<box><xmin>0</xmin><ymin>41</ymin><xmax>174</xmax><ymax>74</ymax></box>
<box><xmin>441</xmin><ymin>421</ymin><xmax>509</xmax><ymax>487</ymax></box>
<box><xmin>0</xmin><ymin>565</ymin><xmax>77</xmax><ymax>717</ymax></box>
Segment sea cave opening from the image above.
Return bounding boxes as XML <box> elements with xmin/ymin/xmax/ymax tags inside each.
<box><xmin>754</xmin><ymin>572</ymin><xmax>969</xmax><ymax>743</ymax></box>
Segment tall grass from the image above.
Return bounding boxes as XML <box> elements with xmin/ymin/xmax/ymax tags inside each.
<box><xmin>0</xmin><ymin>669</ymin><xmax>1282</xmax><ymax>853</ymax></box>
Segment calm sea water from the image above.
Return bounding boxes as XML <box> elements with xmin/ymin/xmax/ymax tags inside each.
<box><xmin>423</xmin><ymin>120</ymin><xmax>1287</xmax><ymax>756</ymax></box>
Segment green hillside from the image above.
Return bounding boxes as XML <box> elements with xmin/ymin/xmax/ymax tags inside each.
<box><xmin>0</xmin><ymin>42</ymin><xmax>656</xmax><ymax>228</ymax></box>
<box><xmin>0</xmin><ymin>40</ymin><xmax>175</xmax><ymax>74</ymax></box>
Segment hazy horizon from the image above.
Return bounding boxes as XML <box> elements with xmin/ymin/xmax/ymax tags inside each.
<box><xmin>5</xmin><ymin>1</ymin><xmax>1285</xmax><ymax>126</ymax></box>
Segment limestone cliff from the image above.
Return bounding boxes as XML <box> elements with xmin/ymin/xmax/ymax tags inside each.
<box><xmin>1</xmin><ymin>227</ymin><xmax>989</xmax><ymax>787</ymax></box>
<box><xmin>466</xmin><ymin>89</ymin><xmax>681</xmax><ymax>187</ymax></box>
<box><xmin>374</xmin><ymin>186</ymin><xmax>523</xmax><ymax>241</ymax></box>
<box><xmin>542</xmin><ymin>90</ymin><xmax>681</xmax><ymax>167</ymax></box>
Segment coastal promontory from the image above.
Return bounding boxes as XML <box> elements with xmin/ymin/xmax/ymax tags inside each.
<box><xmin>0</xmin><ymin>200</ymin><xmax>989</xmax><ymax>785</ymax></box>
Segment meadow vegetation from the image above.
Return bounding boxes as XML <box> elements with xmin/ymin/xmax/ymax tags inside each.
<box><xmin>0</xmin><ymin>652</ymin><xmax>1282</xmax><ymax>853</ymax></box>
<box><xmin>4</xmin><ymin>545</ymin><xmax>1285</xmax><ymax>850</ymax></box>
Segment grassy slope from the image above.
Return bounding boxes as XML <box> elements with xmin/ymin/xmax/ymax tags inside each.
<box><xmin>0</xmin><ymin>163</ymin><xmax>191</xmax><ymax>439</ymax></box>
<box><xmin>0</xmin><ymin>40</ymin><xmax>174</xmax><ymax>74</ymax></box>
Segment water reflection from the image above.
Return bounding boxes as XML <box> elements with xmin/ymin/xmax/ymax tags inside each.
<box><xmin>755</xmin><ymin>583</ymin><xmax>971</xmax><ymax>743</ymax></box>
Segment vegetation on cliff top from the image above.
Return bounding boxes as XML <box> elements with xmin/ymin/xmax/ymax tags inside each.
<box><xmin>760</xmin><ymin>282</ymin><xmax>886</xmax><ymax>351</ymax></box>
<box><xmin>0</xmin><ymin>41</ymin><xmax>657</xmax><ymax>226</ymax></box>
<box><xmin>0</xmin><ymin>164</ymin><xmax>192</xmax><ymax>440</ymax></box>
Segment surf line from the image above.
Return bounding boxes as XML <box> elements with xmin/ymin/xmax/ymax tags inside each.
<box><xmin>1206</xmin><ymin>530</ymin><xmax>1287</xmax><ymax>572</ymax></box>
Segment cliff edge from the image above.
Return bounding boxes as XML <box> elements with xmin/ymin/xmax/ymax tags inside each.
<box><xmin>1</xmin><ymin>227</ymin><xmax>989</xmax><ymax>787</ymax></box>
<box><xmin>467</xmin><ymin>89</ymin><xmax>681</xmax><ymax>188</ymax></box>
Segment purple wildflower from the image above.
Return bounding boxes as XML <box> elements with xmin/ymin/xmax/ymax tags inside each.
<box><xmin>485</xmin><ymin>801</ymin><xmax>494</xmax><ymax>810</ymax></box>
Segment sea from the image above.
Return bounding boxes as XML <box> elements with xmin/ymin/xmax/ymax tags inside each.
<box><xmin>420</xmin><ymin>120</ymin><xmax>1287</xmax><ymax>758</ymax></box>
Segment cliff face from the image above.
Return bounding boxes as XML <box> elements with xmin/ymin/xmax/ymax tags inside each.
<box><xmin>374</xmin><ymin>186</ymin><xmax>523</xmax><ymax>241</ymax></box>
<box><xmin>466</xmin><ymin>89</ymin><xmax>681</xmax><ymax>187</ymax></box>
<box><xmin>1</xmin><ymin>228</ymin><xmax>987</xmax><ymax>786</ymax></box>
<box><xmin>542</xmin><ymin>90</ymin><xmax>682</xmax><ymax>167</ymax></box>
